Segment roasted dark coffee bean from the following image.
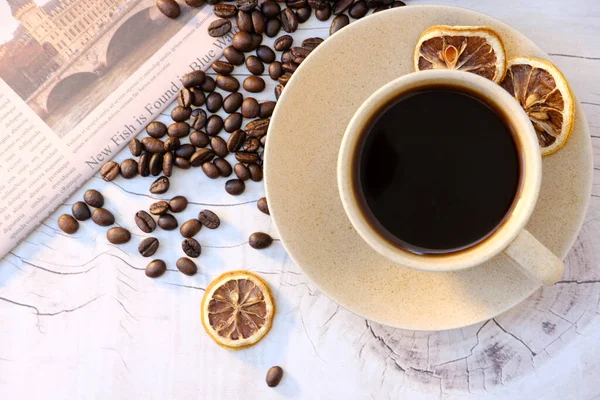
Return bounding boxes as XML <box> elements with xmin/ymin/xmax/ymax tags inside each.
<box><xmin>145</xmin><ymin>121</ymin><xmax>166</xmax><ymax>140</ymax></box>
<box><xmin>256</xmin><ymin>46</ymin><xmax>276</xmax><ymax>64</ymax></box>
<box><xmin>176</xmin><ymin>257</ymin><xmax>198</xmax><ymax>276</ymax></box>
<box><xmin>185</xmin><ymin>0</ymin><xmax>205</xmax><ymax>6</ymax></box>
<box><xmin>332</xmin><ymin>0</ymin><xmax>352</xmax><ymax>14</ymax></box>
<box><xmin>286</xmin><ymin>0</ymin><xmax>306</xmax><ymax>8</ymax></box>
<box><xmin>149</xmin><ymin>201</ymin><xmax>170</xmax><ymax>215</ymax></box>
<box><xmin>330</xmin><ymin>14</ymin><xmax>349</xmax><ymax>34</ymax></box>
<box><xmin>249</xmin><ymin>232</ymin><xmax>273</xmax><ymax>249</ymax></box>
<box><xmin>216</xmin><ymin>75</ymin><xmax>240</xmax><ymax>92</ymax></box>
<box><xmin>92</xmin><ymin>208</ymin><xmax>115</xmax><ymax>226</ymax></box>
<box><xmin>120</xmin><ymin>158</ymin><xmax>138</xmax><ymax>179</ymax></box>
<box><xmin>241</xmin><ymin>137</ymin><xmax>261</xmax><ymax>152</ymax></box>
<box><xmin>209</xmin><ymin>136</ymin><xmax>228</xmax><ymax>158</ymax></box>
<box><xmin>296</xmin><ymin>6</ymin><xmax>311</xmax><ymax>22</ymax></box>
<box><xmin>156</xmin><ymin>0</ymin><xmax>180</xmax><ymax>18</ymax></box>
<box><xmin>158</xmin><ymin>213</ymin><xmax>178</xmax><ymax>230</ymax></box>
<box><xmin>227</xmin><ymin>129</ymin><xmax>247</xmax><ymax>152</ymax></box>
<box><xmin>198</xmin><ymin>209</ymin><xmax>221</xmax><ymax>229</ymax></box>
<box><xmin>190</xmin><ymin>148</ymin><xmax>215</xmax><ymax>166</ymax></box>
<box><xmin>171</xmin><ymin>105</ymin><xmax>192</xmax><ymax>122</ymax></box>
<box><xmin>169</xmin><ymin>196</ymin><xmax>188</xmax><ymax>213</ymax></box>
<box><xmin>278</xmin><ymin>72</ymin><xmax>292</xmax><ymax>86</ymax></box>
<box><xmin>281</xmin><ymin>50</ymin><xmax>293</xmax><ymax>63</ymax></box>
<box><xmin>164</xmin><ymin>152</ymin><xmax>175</xmax><ymax>176</ymax></box>
<box><xmin>208</xmin><ymin>18</ymin><xmax>232</xmax><ymax>37</ymax></box>
<box><xmin>164</xmin><ymin>136</ymin><xmax>180</xmax><ymax>152</ymax></box>
<box><xmin>308</xmin><ymin>0</ymin><xmax>327</xmax><ymax>9</ymax></box>
<box><xmin>235</xmin><ymin>152</ymin><xmax>259</xmax><ymax>164</ymax></box>
<box><xmin>243</xmin><ymin>76</ymin><xmax>265</xmax><ymax>92</ymax></box>
<box><xmin>138</xmin><ymin>237</ymin><xmax>159</xmax><ymax>257</ymax></box>
<box><xmin>212</xmin><ymin>60</ymin><xmax>234</xmax><ymax>75</ymax></box>
<box><xmin>72</xmin><ymin>202</ymin><xmax>91</xmax><ymax>221</ymax></box>
<box><xmin>145</xmin><ymin>259</ymin><xmax>166</xmax><ymax>278</ymax></box>
<box><xmin>232</xmin><ymin>31</ymin><xmax>253</xmax><ymax>51</ymax></box>
<box><xmin>224</xmin><ymin>113</ymin><xmax>243</xmax><ymax>133</ymax></box>
<box><xmin>234</xmin><ymin>163</ymin><xmax>250</xmax><ymax>180</ymax></box>
<box><xmin>182</xmin><ymin>238</ymin><xmax>202</xmax><ymax>257</ymax></box>
<box><xmin>168</xmin><ymin>122</ymin><xmax>190</xmax><ymax>138</ymax></box>
<box><xmin>177</xmin><ymin>88</ymin><xmax>193</xmax><ymax>108</ymax></box>
<box><xmin>275</xmin><ymin>84</ymin><xmax>283</xmax><ymax>99</ymax></box>
<box><xmin>290</xmin><ymin>46</ymin><xmax>310</xmax><ymax>64</ymax></box>
<box><xmin>149</xmin><ymin>153</ymin><xmax>162</xmax><ymax>176</ymax></box>
<box><xmin>282</xmin><ymin>61</ymin><xmax>298</xmax><ymax>73</ymax></box>
<box><xmin>265</xmin><ymin>18</ymin><xmax>281</xmax><ymax>37</ymax></box>
<box><xmin>246</xmin><ymin>55</ymin><xmax>264</xmax><ymax>75</ymax></box>
<box><xmin>84</xmin><ymin>189</ymin><xmax>104</xmax><ymax>208</ymax></box>
<box><xmin>266</xmin><ymin>366</ymin><xmax>283</xmax><ymax>387</ymax></box>
<box><xmin>224</xmin><ymin>47</ymin><xmax>245</xmax><ymax>67</ymax></box>
<box><xmin>250</xmin><ymin>33</ymin><xmax>263</xmax><ymax>50</ymax></box>
<box><xmin>190</xmin><ymin>130</ymin><xmax>209</xmax><ymax>147</ymax></box>
<box><xmin>280</xmin><ymin>8</ymin><xmax>298</xmax><ymax>32</ymax></box>
<box><xmin>150</xmin><ymin>176</ymin><xmax>170</xmax><ymax>194</ymax></box>
<box><xmin>175</xmin><ymin>143</ymin><xmax>196</xmax><ymax>159</ymax></box>
<box><xmin>260</xmin><ymin>134</ymin><xmax>267</xmax><ymax>147</ymax></box>
<box><xmin>142</xmin><ymin>137</ymin><xmax>165</xmax><ymax>154</ymax></box>
<box><xmin>135</xmin><ymin>210</ymin><xmax>157</xmax><ymax>233</ymax></box>
<box><xmin>107</xmin><ymin>227</ymin><xmax>131</xmax><ymax>244</ymax></box>
<box><xmin>200</xmin><ymin>76</ymin><xmax>216</xmax><ymax>92</ymax></box>
<box><xmin>223</xmin><ymin>93</ymin><xmax>242</xmax><ymax>113</ymax></box>
<box><xmin>189</xmin><ymin>108</ymin><xmax>207</xmax><ymax>131</ymax></box>
<box><xmin>191</xmin><ymin>88</ymin><xmax>205</xmax><ymax>106</ymax></box>
<box><xmin>225</xmin><ymin>179</ymin><xmax>245</xmax><ymax>195</ymax></box>
<box><xmin>269</xmin><ymin>61</ymin><xmax>284</xmax><ymax>80</ymax></box>
<box><xmin>302</xmin><ymin>37</ymin><xmax>323</xmax><ymax>50</ymax></box>
<box><xmin>257</xmin><ymin>197</ymin><xmax>270</xmax><ymax>214</ymax></box>
<box><xmin>391</xmin><ymin>0</ymin><xmax>405</xmax><ymax>7</ymax></box>
<box><xmin>214</xmin><ymin>158</ymin><xmax>232</xmax><ymax>176</ymax></box>
<box><xmin>315</xmin><ymin>4</ymin><xmax>331</xmax><ymax>20</ymax></box>
<box><xmin>129</xmin><ymin>138</ymin><xmax>143</xmax><ymax>156</ymax></box>
<box><xmin>241</xmin><ymin>98</ymin><xmax>260</xmax><ymax>118</ymax></box>
<box><xmin>252</xmin><ymin>10</ymin><xmax>265</xmax><ymax>33</ymax></box>
<box><xmin>237</xmin><ymin>0</ymin><xmax>257</xmax><ymax>12</ymax></box>
<box><xmin>180</xmin><ymin>219</ymin><xmax>202</xmax><ymax>238</ymax></box>
<box><xmin>202</xmin><ymin>162</ymin><xmax>220</xmax><ymax>179</ymax></box>
<box><xmin>100</xmin><ymin>161</ymin><xmax>119</xmax><ymax>182</ymax></box>
<box><xmin>259</xmin><ymin>101</ymin><xmax>276</xmax><ymax>118</ymax></box>
<box><xmin>175</xmin><ymin>157</ymin><xmax>191</xmax><ymax>169</ymax></box>
<box><xmin>206</xmin><ymin>115</ymin><xmax>224</xmax><ymax>136</ymax></box>
<box><xmin>214</xmin><ymin>3</ymin><xmax>237</xmax><ymax>17</ymax></box>
<box><xmin>349</xmin><ymin>0</ymin><xmax>368</xmax><ymax>17</ymax></box>
<box><xmin>261</xmin><ymin>0</ymin><xmax>281</xmax><ymax>17</ymax></box>
<box><xmin>249</xmin><ymin>163</ymin><xmax>263</xmax><ymax>181</ymax></box>
<box><xmin>58</xmin><ymin>214</ymin><xmax>79</xmax><ymax>234</ymax></box>
<box><xmin>245</xmin><ymin>119</ymin><xmax>270</xmax><ymax>137</ymax></box>
<box><xmin>138</xmin><ymin>152</ymin><xmax>150</xmax><ymax>176</ymax></box>
<box><xmin>237</xmin><ymin>10</ymin><xmax>253</xmax><ymax>32</ymax></box>
<box><xmin>182</xmin><ymin>70</ymin><xmax>206</xmax><ymax>89</ymax></box>
<box><xmin>206</xmin><ymin>92</ymin><xmax>223</xmax><ymax>113</ymax></box>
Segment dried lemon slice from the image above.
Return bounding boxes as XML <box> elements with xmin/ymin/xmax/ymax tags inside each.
<box><xmin>413</xmin><ymin>25</ymin><xmax>507</xmax><ymax>83</ymax></box>
<box><xmin>500</xmin><ymin>57</ymin><xmax>575</xmax><ymax>156</ymax></box>
<box><xmin>201</xmin><ymin>270</ymin><xmax>275</xmax><ymax>350</ymax></box>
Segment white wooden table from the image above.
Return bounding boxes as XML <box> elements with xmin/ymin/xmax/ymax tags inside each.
<box><xmin>1</xmin><ymin>0</ymin><xmax>599</xmax><ymax>398</ymax></box>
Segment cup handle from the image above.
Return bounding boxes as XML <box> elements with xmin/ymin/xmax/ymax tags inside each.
<box><xmin>503</xmin><ymin>230</ymin><xmax>564</xmax><ymax>285</ymax></box>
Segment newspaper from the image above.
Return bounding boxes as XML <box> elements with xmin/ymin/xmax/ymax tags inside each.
<box><xmin>0</xmin><ymin>0</ymin><xmax>230</xmax><ymax>257</ymax></box>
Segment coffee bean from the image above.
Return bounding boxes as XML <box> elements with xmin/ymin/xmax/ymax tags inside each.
<box><xmin>212</xmin><ymin>60</ymin><xmax>234</xmax><ymax>75</ymax></box>
<box><xmin>332</xmin><ymin>0</ymin><xmax>352</xmax><ymax>14</ymax></box>
<box><xmin>261</xmin><ymin>0</ymin><xmax>281</xmax><ymax>18</ymax></box>
<box><xmin>259</xmin><ymin>101</ymin><xmax>276</xmax><ymax>118</ymax></box>
<box><xmin>349</xmin><ymin>0</ymin><xmax>367</xmax><ymax>17</ymax></box>
<box><xmin>308</xmin><ymin>0</ymin><xmax>327</xmax><ymax>9</ymax></box>
<box><xmin>282</xmin><ymin>61</ymin><xmax>298</xmax><ymax>73</ymax></box>
<box><xmin>175</xmin><ymin>144</ymin><xmax>196</xmax><ymax>159</ymax></box>
<box><xmin>280</xmin><ymin>8</ymin><xmax>298</xmax><ymax>32</ymax></box>
<box><xmin>216</xmin><ymin>75</ymin><xmax>240</xmax><ymax>92</ymax></box>
<box><xmin>275</xmin><ymin>84</ymin><xmax>283</xmax><ymax>99</ymax></box>
<box><xmin>227</xmin><ymin>129</ymin><xmax>246</xmax><ymax>152</ymax></box>
<box><xmin>237</xmin><ymin>10</ymin><xmax>253</xmax><ymax>33</ymax></box>
<box><xmin>158</xmin><ymin>213</ymin><xmax>178</xmax><ymax>230</ymax></box>
<box><xmin>202</xmin><ymin>161</ymin><xmax>220</xmax><ymax>179</ymax></box>
<box><xmin>246</xmin><ymin>55</ymin><xmax>264</xmax><ymax>75</ymax></box>
<box><xmin>142</xmin><ymin>137</ymin><xmax>165</xmax><ymax>154</ymax></box>
<box><xmin>391</xmin><ymin>0</ymin><xmax>405</xmax><ymax>7</ymax></box>
<box><xmin>241</xmin><ymin>137</ymin><xmax>260</xmax><ymax>152</ymax></box>
<box><xmin>290</xmin><ymin>46</ymin><xmax>310</xmax><ymax>64</ymax></box>
<box><xmin>241</xmin><ymin>98</ymin><xmax>260</xmax><ymax>118</ymax></box>
<box><xmin>164</xmin><ymin>136</ymin><xmax>180</xmax><ymax>152</ymax></box>
<box><xmin>214</xmin><ymin>3</ymin><xmax>237</xmax><ymax>17</ymax></box>
<box><xmin>58</xmin><ymin>214</ymin><xmax>79</xmax><ymax>234</ymax></box>
<box><xmin>223</xmin><ymin>92</ymin><xmax>243</xmax><ymax>113</ymax></box>
<box><xmin>249</xmin><ymin>164</ymin><xmax>263</xmax><ymax>181</ymax></box>
<box><xmin>249</xmin><ymin>232</ymin><xmax>273</xmax><ymax>249</ymax></box>
<box><xmin>225</xmin><ymin>179</ymin><xmax>245</xmax><ymax>195</ymax></box>
<box><xmin>266</xmin><ymin>366</ymin><xmax>283</xmax><ymax>387</ymax></box>
<box><xmin>257</xmin><ymin>197</ymin><xmax>270</xmax><ymax>214</ymax></box>
<box><xmin>145</xmin><ymin>259</ymin><xmax>166</xmax><ymax>278</ymax></box>
<box><xmin>372</xmin><ymin>5</ymin><xmax>388</xmax><ymax>13</ymax></box>
<box><xmin>243</xmin><ymin>76</ymin><xmax>265</xmax><ymax>92</ymax></box>
<box><xmin>237</xmin><ymin>0</ymin><xmax>257</xmax><ymax>11</ymax></box>
<box><xmin>224</xmin><ymin>46</ymin><xmax>245</xmax><ymax>66</ymax></box>
<box><xmin>190</xmin><ymin>130</ymin><xmax>209</xmax><ymax>148</ymax></box>
<box><xmin>182</xmin><ymin>70</ymin><xmax>206</xmax><ymax>89</ymax></box>
<box><xmin>287</xmin><ymin>0</ymin><xmax>306</xmax><ymax>8</ymax></box>
<box><xmin>190</xmin><ymin>109</ymin><xmax>207</xmax><ymax>131</ymax></box>
<box><xmin>120</xmin><ymin>158</ymin><xmax>138</xmax><ymax>179</ymax></box>
<box><xmin>107</xmin><ymin>227</ymin><xmax>131</xmax><ymax>244</ymax></box>
<box><xmin>147</xmin><ymin>122</ymin><xmax>167</xmax><ymax>139</ymax></box>
<box><xmin>265</xmin><ymin>18</ymin><xmax>281</xmax><ymax>37</ymax></box>
<box><xmin>180</xmin><ymin>219</ymin><xmax>202</xmax><ymax>238</ymax></box>
<box><xmin>129</xmin><ymin>138</ymin><xmax>143</xmax><ymax>156</ymax></box>
<box><xmin>278</xmin><ymin>72</ymin><xmax>292</xmax><ymax>86</ymax></box>
<box><xmin>234</xmin><ymin>163</ymin><xmax>250</xmax><ymax>180</ymax></box>
<box><xmin>92</xmin><ymin>208</ymin><xmax>115</xmax><ymax>226</ymax></box>
<box><xmin>163</xmin><ymin>152</ymin><xmax>174</xmax><ymax>177</ymax></box>
<box><xmin>138</xmin><ymin>153</ymin><xmax>150</xmax><ymax>176</ymax></box>
<box><xmin>206</xmin><ymin>92</ymin><xmax>223</xmax><ymax>112</ymax></box>
<box><xmin>281</xmin><ymin>50</ymin><xmax>292</xmax><ymax>63</ymax></box>
<box><xmin>200</xmin><ymin>76</ymin><xmax>216</xmax><ymax>92</ymax></box>
<box><xmin>315</xmin><ymin>4</ymin><xmax>331</xmax><ymax>20</ymax></box>
<box><xmin>176</xmin><ymin>257</ymin><xmax>198</xmax><ymax>276</ymax></box>
<box><xmin>269</xmin><ymin>61</ymin><xmax>284</xmax><ymax>80</ymax></box>
<box><xmin>330</xmin><ymin>14</ymin><xmax>349</xmax><ymax>34</ymax></box>
<box><xmin>252</xmin><ymin>33</ymin><xmax>263</xmax><ymax>51</ymax></box>
<box><xmin>156</xmin><ymin>0</ymin><xmax>180</xmax><ymax>18</ymax></box>
<box><xmin>169</xmin><ymin>196</ymin><xmax>188</xmax><ymax>213</ymax></box>
<box><xmin>252</xmin><ymin>10</ymin><xmax>265</xmax><ymax>33</ymax></box>
<box><xmin>208</xmin><ymin>18</ymin><xmax>232</xmax><ymax>37</ymax></box>
<box><xmin>72</xmin><ymin>201</ymin><xmax>91</xmax><ymax>221</ymax></box>
<box><xmin>84</xmin><ymin>189</ymin><xmax>104</xmax><ymax>208</ymax></box>
<box><xmin>214</xmin><ymin>158</ymin><xmax>232</xmax><ymax>176</ymax></box>
<box><xmin>302</xmin><ymin>37</ymin><xmax>323</xmax><ymax>50</ymax></box>
<box><xmin>100</xmin><ymin>161</ymin><xmax>119</xmax><ymax>182</ymax></box>
<box><xmin>186</xmin><ymin>0</ymin><xmax>205</xmax><ymax>6</ymax></box>
<box><xmin>197</xmin><ymin>209</ymin><xmax>220</xmax><ymax>229</ymax></box>
<box><xmin>135</xmin><ymin>210</ymin><xmax>156</xmax><ymax>233</ymax></box>
<box><xmin>149</xmin><ymin>176</ymin><xmax>170</xmax><ymax>194</ymax></box>
<box><xmin>149</xmin><ymin>153</ymin><xmax>163</xmax><ymax>176</ymax></box>
<box><xmin>255</xmin><ymin>47</ymin><xmax>275</xmax><ymax>65</ymax></box>
<box><xmin>182</xmin><ymin>238</ymin><xmax>202</xmax><ymax>258</ymax></box>
<box><xmin>190</xmin><ymin>148</ymin><xmax>215</xmax><ymax>166</ymax></box>
<box><xmin>274</xmin><ymin>35</ymin><xmax>293</xmax><ymax>51</ymax></box>
<box><xmin>171</xmin><ymin>105</ymin><xmax>192</xmax><ymax>122</ymax></box>
<box><xmin>149</xmin><ymin>201</ymin><xmax>170</xmax><ymax>215</ymax></box>
<box><xmin>296</xmin><ymin>6</ymin><xmax>311</xmax><ymax>22</ymax></box>
<box><xmin>246</xmin><ymin>118</ymin><xmax>270</xmax><ymax>137</ymax></box>
<box><xmin>224</xmin><ymin>113</ymin><xmax>243</xmax><ymax>133</ymax></box>
<box><xmin>175</xmin><ymin>157</ymin><xmax>191</xmax><ymax>169</ymax></box>
<box><xmin>177</xmin><ymin>88</ymin><xmax>193</xmax><ymax>108</ymax></box>
<box><xmin>235</xmin><ymin>152</ymin><xmax>259</xmax><ymax>164</ymax></box>
<box><xmin>232</xmin><ymin>31</ymin><xmax>253</xmax><ymax>51</ymax></box>
<box><xmin>168</xmin><ymin>122</ymin><xmax>190</xmax><ymax>138</ymax></box>
<box><xmin>206</xmin><ymin>115</ymin><xmax>224</xmax><ymax>136</ymax></box>
<box><xmin>138</xmin><ymin>237</ymin><xmax>159</xmax><ymax>257</ymax></box>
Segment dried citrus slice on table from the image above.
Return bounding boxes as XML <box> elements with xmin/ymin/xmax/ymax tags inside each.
<box><xmin>500</xmin><ymin>57</ymin><xmax>575</xmax><ymax>156</ymax></box>
<box><xmin>413</xmin><ymin>25</ymin><xmax>507</xmax><ymax>83</ymax></box>
<box><xmin>201</xmin><ymin>270</ymin><xmax>275</xmax><ymax>350</ymax></box>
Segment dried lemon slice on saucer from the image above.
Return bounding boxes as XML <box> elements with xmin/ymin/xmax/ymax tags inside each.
<box><xmin>413</xmin><ymin>25</ymin><xmax>507</xmax><ymax>83</ymax></box>
<box><xmin>201</xmin><ymin>270</ymin><xmax>275</xmax><ymax>350</ymax></box>
<box><xmin>500</xmin><ymin>57</ymin><xmax>575</xmax><ymax>156</ymax></box>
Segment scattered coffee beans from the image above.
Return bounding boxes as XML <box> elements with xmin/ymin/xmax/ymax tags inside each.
<box><xmin>265</xmin><ymin>18</ymin><xmax>281</xmax><ymax>37</ymax></box>
<box><xmin>182</xmin><ymin>238</ymin><xmax>202</xmax><ymax>257</ymax></box>
<box><xmin>168</xmin><ymin>122</ymin><xmax>190</xmax><ymax>138</ymax></box>
<box><xmin>138</xmin><ymin>153</ymin><xmax>150</xmax><ymax>176</ymax></box>
<box><xmin>214</xmin><ymin>158</ymin><xmax>233</xmax><ymax>177</ymax></box>
<box><xmin>146</xmin><ymin>259</ymin><xmax>166</xmax><ymax>278</ymax></box>
<box><xmin>234</xmin><ymin>163</ymin><xmax>250</xmax><ymax>180</ymax></box>
<box><xmin>208</xmin><ymin>18</ymin><xmax>232</xmax><ymax>37</ymax></box>
<box><xmin>198</xmin><ymin>210</ymin><xmax>220</xmax><ymax>229</ymax></box>
<box><xmin>206</xmin><ymin>91</ymin><xmax>223</xmax><ymax>112</ymax></box>
<box><xmin>100</xmin><ymin>161</ymin><xmax>120</xmax><ymax>182</ymax></box>
<box><xmin>107</xmin><ymin>227</ymin><xmax>131</xmax><ymax>244</ymax></box>
<box><xmin>182</xmin><ymin>70</ymin><xmax>206</xmax><ymax>89</ymax></box>
<box><xmin>280</xmin><ymin>8</ymin><xmax>299</xmax><ymax>33</ymax></box>
<box><xmin>138</xmin><ymin>237</ymin><xmax>159</xmax><ymax>257</ymax></box>
<box><xmin>92</xmin><ymin>208</ymin><xmax>115</xmax><ymax>226</ymax></box>
<box><xmin>58</xmin><ymin>214</ymin><xmax>79</xmax><ymax>234</ymax></box>
<box><xmin>269</xmin><ymin>61</ymin><xmax>284</xmax><ymax>80</ymax></box>
<box><xmin>169</xmin><ymin>196</ymin><xmax>188</xmax><ymax>213</ymax></box>
<box><xmin>149</xmin><ymin>176</ymin><xmax>170</xmax><ymax>194</ymax></box>
<box><xmin>225</xmin><ymin>179</ymin><xmax>245</xmax><ymax>195</ymax></box>
<box><xmin>190</xmin><ymin>109</ymin><xmax>207</xmax><ymax>131</ymax></box>
<box><xmin>191</xmin><ymin>148</ymin><xmax>215</xmax><ymax>166</ymax></box>
<box><xmin>149</xmin><ymin>153</ymin><xmax>163</xmax><ymax>176</ymax></box>
<box><xmin>246</xmin><ymin>55</ymin><xmax>265</xmax><ymax>75</ymax></box>
<box><xmin>214</xmin><ymin>3</ymin><xmax>237</xmax><ymax>18</ymax></box>
<box><xmin>163</xmin><ymin>152</ymin><xmax>174</xmax><ymax>177</ymax></box>
<box><xmin>158</xmin><ymin>213</ymin><xmax>178</xmax><ymax>230</ymax></box>
<box><xmin>206</xmin><ymin>115</ymin><xmax>224</xmax><ymax>136</ymax></box>
<box><xmin>245</xmin><ymin>119</ymin><xmax>269</xmax><ymax>137</ymax></box>
<box><xmin>142</xmin><ymin>137</ymin><xmax>166</xmax><ymax>154</ymax></box>
<box><xmin>261</xmin><ymin>0</ymin><xmax>280</xmax><ymax>18</ymax></box>
<box><xmin>84</xmin><ymin>189</ymin><xmax>104</xmax><ymax>208</ymax></box>
<box><xmin>235</xmin><ymin>152</ymin><xmax>259</xmax><ymax>164</ymax></box>
<box><xmin>190</xmin><ymin>130</ymin><xmax>209</xmax><ymax>147</ymax></box>
<box><xmin>129</xmin><ymin>138</ymin><xmax>143</xmax><ymax>156</ymax></box>
<box><xmin>216</xmin><ymin>75</ymin><xmax>241</xmax><ymax>92</ymax></box>
<box><xmin>156</xmin><ymin>0</ymin><xmax>180</xmax><ymax>18</ymax></box>
<box><xmin>249</xmin><ymin>164</ymin><xmax>263</xmax><ymax>181</ymax></box>
<box><xmin>72</xmin><ymin>201</ymin><xmax>91</xmax><ymax>221</ymax></box>
<box><xmin>224</xmin><ymin>46</ymin><xmax>245</xmax><ymax>66</ymax></box>
<box><xmin>164</xmin><ymin>136</ymin><xmax>180</xmax><ymax>152</ymax></box>
<box><xmin>180</xmin><ymin>219</ymin><xmax>202</xmax><ymax>238</ymax></box>
<box><xmin>177</xmin><ymin>88</ymin><xmax>193</xmax><ymax>108</ymax></box>
<box><xmin>249</xmin><ymin>232</ymin><xmax>273</xmax><ymax>249</ymax></box>
<box><xmin>135</xmin><ymin>210</ymin><xmax>157</xmax><ymax>233</ymax></box>
<box><xmin>266</xmin><ymin>366</ymin><xmax>284</xmax><ymax>387</ymax></box>
<box><xmin>202</xmin><ymin>161</ymin><xmax>220</xmax><ymax>179</ymax></box>
<box><xmin>176</xmin><ymin>257</ymin><xmax>198</xmax><ymax>276</ymax></box>
<box><xmin>150</xmin><ymin>201</ymin><xmax>170</xmax><ymax>215</ymax></box>
<box><xmin>224</xmin><ymin>113</ymin><xmax>243</xmax><ymax>133</ymax></box>
<box><xmin>257</xmin><ymin>197</ymin><xmax>270</xmax><ymax>215</ymax></box>
<box><xmin>224</xmin><ymin>92</ymin><xmax>243</xmax><ymax>113</ymax></box>
<box><xmin>175</xmin><ymin>144</ymin><xmax>196</xmax><ymax>159</ymax></box>
<box><xmin>331</xmin><ymin>14</ymin><xmax>350</xmax><ymax>34</ymax></box>
<box><xmin>171</xmin><ymin>105</ymin><xmax>192</xmax><ymax>122</ymax></box>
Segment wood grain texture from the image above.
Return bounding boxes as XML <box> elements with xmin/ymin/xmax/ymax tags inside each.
<box><xmin>1</xmin><ymin>0</ymin><xmax>599</xmax><ymax>398</ymax></box>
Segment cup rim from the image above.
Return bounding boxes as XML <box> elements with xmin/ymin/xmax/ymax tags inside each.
<box><xmin>337</xmin><ymin>70</ymin><xmax>542</xmax><ymax>272</ymax></box>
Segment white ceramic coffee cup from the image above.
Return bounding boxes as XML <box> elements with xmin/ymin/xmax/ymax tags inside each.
<box><xmin>338</xmin><ymin>70</ymin><xmax>563</xmax><ymax>285</ymax></box>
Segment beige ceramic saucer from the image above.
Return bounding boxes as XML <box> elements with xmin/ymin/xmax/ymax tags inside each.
<box><xmin>264</xmin><ymin>5</ymin><xmax>593</xmax><ymax>330</ymax></box>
